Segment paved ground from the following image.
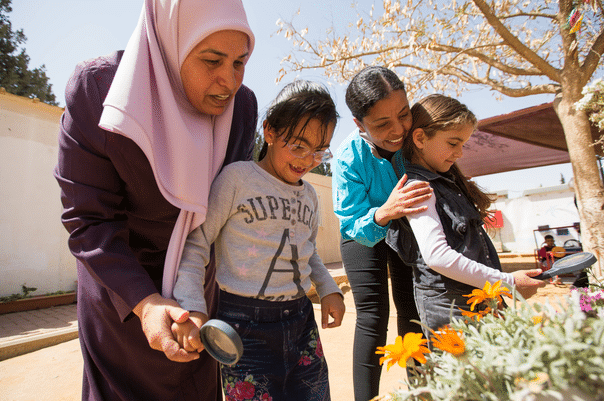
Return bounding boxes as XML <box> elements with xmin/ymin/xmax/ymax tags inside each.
<box><xmin>0</xmin><ymin>304</ymin><xmax>78</xmax><ymax>362</ymax></box>
<box><xmin>0</xmin><ymin>255</ymin><xmax>576</xmax><ymax>401</ymax></box>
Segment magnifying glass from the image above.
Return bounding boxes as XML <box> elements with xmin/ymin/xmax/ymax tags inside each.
<box><xmin>534</xmin><ymin>252</ymin><xmax>597</xmax><ymax>280</ymax></box>
<box><xmin>199</xmin><ymin>319</ymin><xmax>243</xmax><ymax>366</ymax></box>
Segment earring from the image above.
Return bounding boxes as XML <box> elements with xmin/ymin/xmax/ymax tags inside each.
<box><xmin>267</xmin><ymin>142</ymin><xmax>273</xmax><ymax>146</ymax></box>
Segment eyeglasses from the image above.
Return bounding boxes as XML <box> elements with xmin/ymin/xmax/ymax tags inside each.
<box><xmin>283</xmin><ymin>141</ymin><xmax>333</xmax><ymax>163</ymax></box>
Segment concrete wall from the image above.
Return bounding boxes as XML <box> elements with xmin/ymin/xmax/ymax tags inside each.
<box><xmin>0</xmin><ymin>91</ymin><xmax>74</xmax><ymax>298</ymax></box>
<box><xmin>0</xmin><ymin>92</ymin><xmax>343</xmax><ymax>297</ymax></box>
<box><xmin>304</xmin><ymin>173</ymin><xmax>342</xmax><ymax>264</ymax></box>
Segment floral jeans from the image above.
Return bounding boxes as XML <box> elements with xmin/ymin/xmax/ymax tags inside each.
<box><xmin>217</xmin><ymin>291</ymin><xmax>330</xmax><ymax>401</ymax></box>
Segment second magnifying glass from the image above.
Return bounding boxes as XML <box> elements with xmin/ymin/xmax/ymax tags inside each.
<box><xmin>533</xmin><ymin>252</ymin><xmax>596</xmax><ymax>280</ymax></box>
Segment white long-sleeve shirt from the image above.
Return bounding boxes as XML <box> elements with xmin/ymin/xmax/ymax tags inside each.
<box><xmin>407</xmin><ymin>194</ymin><xmax>514</xmax><ymax>289</ymax></box>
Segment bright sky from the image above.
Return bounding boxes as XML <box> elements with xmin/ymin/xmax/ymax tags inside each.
<box><xmin>9</xmin><ymin>0</ymin><xmax>575</xmax><ymax>193</ymax></box>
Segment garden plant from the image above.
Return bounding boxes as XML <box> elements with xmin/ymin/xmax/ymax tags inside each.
<box><xmin>376</xmin><ymin>276</ymin><xmax>604</xmax><ymax>400</ymax></box>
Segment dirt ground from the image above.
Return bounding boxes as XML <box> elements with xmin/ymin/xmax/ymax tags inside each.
<box><xmin>499</xmin><ymin>254</ymin><xmax>574</xmax><ymax>307</ymax></box>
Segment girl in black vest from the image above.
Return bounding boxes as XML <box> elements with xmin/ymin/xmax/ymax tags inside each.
<box><xmin>387</xmin><ymin>94</ymin><xmax>546</xmax><ymax>336</ymax></box>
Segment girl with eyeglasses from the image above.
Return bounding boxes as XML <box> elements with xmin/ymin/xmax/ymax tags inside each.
<box><xmin>172</xmin><ymin>80</ymin><xmax>346</xmax><ymax>400</ymax></box>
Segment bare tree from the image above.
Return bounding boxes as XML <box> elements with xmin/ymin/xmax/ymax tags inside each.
<box><xmin>277</xmin><ymin>0</ymin><xmax>604</xmax><ymax>275</ymax></box>
<box><xmin>0</xmin><ymin>0</ymin><xmax>57</xmax><ymax>105</ymax></box>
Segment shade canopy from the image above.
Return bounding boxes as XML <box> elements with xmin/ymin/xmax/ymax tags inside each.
<box><xmin>457</xmin><ymin>102</ymin><xmax>603</xmax><ymax>177</ymax></box>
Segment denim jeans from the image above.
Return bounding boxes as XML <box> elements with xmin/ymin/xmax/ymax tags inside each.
<box><xmin>414</xmin><ymin>285</ymin><xmax>471</xmax><ymax>342</ymax></box>
<box><xmin>341</xmin><ymin>239</ymin><xmax>420</xmax><ymax>401</ymax></box>
<box><xmin>217</xmin><ymin>290</ymin><xmax>330</xmax><ymax>401</ymax></box>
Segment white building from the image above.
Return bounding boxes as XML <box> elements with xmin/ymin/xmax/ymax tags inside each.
<box><xmin>0</xmin><ymin>91</ymin><xmax>73</xmax><ymax>298</ymax></box>
<box><xmin>487</xmin><ymin>183</ymin><xmax>581</xmax><ymax>255</ymax></box>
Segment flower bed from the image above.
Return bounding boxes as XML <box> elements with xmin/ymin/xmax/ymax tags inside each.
<box><xmin>0</xmin><ymin>292</ymin><xmax>76</xmax><ymax>315</ymax></box>
<box><xmin>0</xmin><ymin>285</ymin><xmax>76</xmax><ymax>315</ymax></box>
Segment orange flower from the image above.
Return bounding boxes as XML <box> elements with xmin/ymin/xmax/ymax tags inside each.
<box><xmin>376</xmin><ymin>332</ymin><xmax>431</xmax><ymax>370</ymax></box>
<box><xmin>431</xmin><ymin>325</ymin><xmax>465</xmax><ymax>356</ymax></box>
<box><xmin>460</xmin><ymin>307</ymin><xmax>490</xmax><ymax>322</ymax></box>
<box><xmin>464</xmin><ymin>289</ymin><xmax>487</xmax><ymax>310</ymax></box>
<box><xmin>464</xmin><ymin>280</ymin><xmax>511</xmax><ymax>310</ymax></box>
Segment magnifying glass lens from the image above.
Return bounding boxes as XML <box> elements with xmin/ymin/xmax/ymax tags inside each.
<box><xmin>205</xmin><ymin>326</ymin><xmax>239</xmax><ymax>358</ymax></box>
<box><xmin>200</xmin><ymin>319</ymin><xmax>244</xmax><ymax>366</ymax></box>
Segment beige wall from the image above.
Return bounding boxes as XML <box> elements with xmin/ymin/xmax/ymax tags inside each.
<box><xmin>0</xmin><ymin>91</ymin><xmax>74</xmax><ymax>297</ymax></box>
<box><xmin>304</xmin><ymin>173</ymin><xmax>342</xmax><ymax>264</ymax></box>
<box><xmin>0</xmin><ymin>92</ymin><xmax>342</xmax><ymax>297</ymax></box>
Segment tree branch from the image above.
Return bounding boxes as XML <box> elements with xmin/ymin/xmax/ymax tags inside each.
<box><xmin>581</xmin><ymin>28</ymin><xmax>604</xmax><ymax>87</ymax></box>
<box><xmin>424</xmin><ymin>42</ymin><xmax>544</xmax><ymax>77</ymax></box>
<box><xmin>287</xmin><ymin>34</ymin><xmax>545</xmax><ymax>79</ymax></box>
<box><xmin>388</xmin><ymin>61</ymin><xmax>559</xmax><ymax>97</ymax></box>
<box><xmin>471</xmin><ymin>0</ymin><xmax>561</xmax><ymax>81</ymax></box>
<box><xmin>499</xmin><ymin>12</ymin><xmax>557</xmax><ymax>20</ymax></box>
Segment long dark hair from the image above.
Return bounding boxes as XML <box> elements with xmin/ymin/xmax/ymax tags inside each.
<box><xmin>258</xmin><ymin>80</ymin><xmax>338</xmax><ymax>160</ymax></box>
<box><xmin>404</xmin><ymin>94</ymin><xmax>495</xmax><ymax>218</ymax></box>
<box><xmin>345</xmin><ymin>66</ymin><xmax>406</xmax><ymax>121</ymax></box>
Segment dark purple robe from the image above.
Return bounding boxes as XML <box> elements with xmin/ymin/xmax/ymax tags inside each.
<box><xmin>54</xmin><ymin>51</ymin><xmax>258</xmax><ymax>401</ymax></box>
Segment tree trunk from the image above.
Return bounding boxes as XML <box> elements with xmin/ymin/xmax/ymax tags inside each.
<box><xmin>554</xmin><ymin>94</ymin><xmax>604</xmax><ymax>278</ymax></box>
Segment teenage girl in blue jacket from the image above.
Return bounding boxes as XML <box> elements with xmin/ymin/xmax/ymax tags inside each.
<box><xmin>332</xmin><ymin>66</ymin><xmax>433</xmax><ymax>401</ymax></box>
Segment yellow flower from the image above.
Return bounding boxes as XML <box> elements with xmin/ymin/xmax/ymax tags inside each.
<box><xmin>376</xmin><ymin>332</ymin><xmax>431</xmax><ymax>370</ymax></box>
<box><xmin>431</xmin><ymin>325</ymin><xmax>466</xmax><ymax>356</ymax></box>
<box><xmin>464</xmin><ymin>280</ymin><xmax>511</xmax><ymax>310</ymax></box>
<box><xmin>532</xmin><ymin>314</ymin><xmax>546</xmax><ymax>335</ymax></box>
<box><xmin>514</xmin><ymin>372</ymin><xmax>550</xmax><ymax>392</ymax></box>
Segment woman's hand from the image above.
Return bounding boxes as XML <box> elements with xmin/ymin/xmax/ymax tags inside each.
<box><xmin>133</xmin><ymin>293</ymin><xmax>201</xmax><ymax>362</ymax></box>
<box><xmin>511</xmin><ymin>269</ymin><xmax>548</xmax><ymax>299</ymax></box>
<box><xmin>374</xmin><ymin>174</ymin><xmax>433</xmax><ymax>226</ymax></box>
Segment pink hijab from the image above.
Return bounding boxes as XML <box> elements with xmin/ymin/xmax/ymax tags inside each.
<box><xmin>98</xmin><ymin>0</ymin><xmax>255</xmax><ymax>298</ymax></box>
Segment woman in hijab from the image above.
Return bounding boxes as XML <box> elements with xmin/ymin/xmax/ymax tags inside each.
<box><xmin>54</xmin><ymin>1</ymin><xmax>256</xmax><ymax>399</ymax></box>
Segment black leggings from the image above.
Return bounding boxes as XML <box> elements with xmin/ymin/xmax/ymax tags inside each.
<box><xmin>341</xmin><ymin>239</ymin><xmax>420</xmax><ymax>401</ymax></box>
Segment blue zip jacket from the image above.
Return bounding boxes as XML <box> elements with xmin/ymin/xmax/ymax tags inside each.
<box><xmin>332</xmin><ymin>129</ymin><xmax>404</xmax><ymax>247</ymax></box>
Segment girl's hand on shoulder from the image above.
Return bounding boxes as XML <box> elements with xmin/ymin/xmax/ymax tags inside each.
<box><xmin>374</xmin><ymin>174</ymin><xmax>433</xmax><ymax>226</ymax></box>
<box><xmin>511</xmin><ymin>269</ymin><xmax>547</xmax><ymax>299</ymax></box>
<box><xmin>320</xmin><ymin>293</ymin><xmax>346</xmax><ymax>329</ymax></box>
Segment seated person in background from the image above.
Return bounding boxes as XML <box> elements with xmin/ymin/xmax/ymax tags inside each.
<box><xmin>538</xmin><ymin>235</ymin><xmax>581</xmax><ymax>285</ymax></box>
<box><xmin>538</xmin><ymin>235</ymin><xmax>558</xmax><ymax>267</ymax></box>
